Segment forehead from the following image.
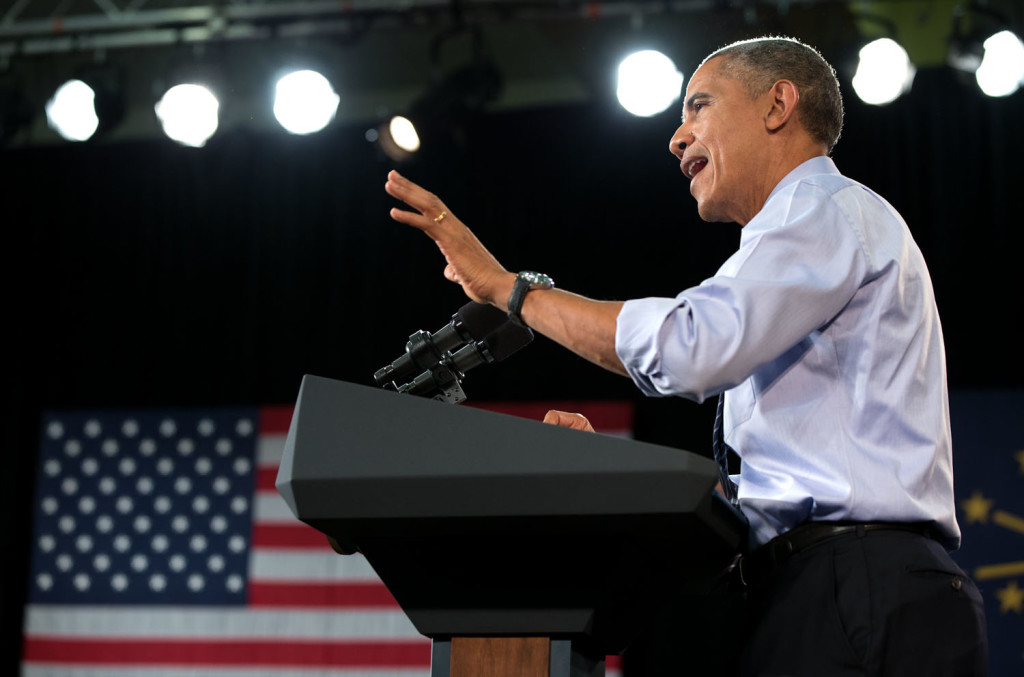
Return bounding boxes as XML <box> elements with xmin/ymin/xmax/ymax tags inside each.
<box><xmin>681</xmin><ymin>58</ymin><xmax>748</xmax><ymax>121</ymax></box>
<box><xmin>684</xmin><ymin>57</ymin><xmax>730</xmax><ymax>97</ymax></box>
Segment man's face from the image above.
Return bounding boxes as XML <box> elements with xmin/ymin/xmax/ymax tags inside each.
<box><xmin>669</xmin><ymin>57</ymin><xmax>772</xmax><ymax>225</ymax></box>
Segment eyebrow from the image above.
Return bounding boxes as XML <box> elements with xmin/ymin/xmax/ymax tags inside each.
<box><xmin>680</xmin><ymin>91</ymin><xmax>711</xmax><ymax>122</ymax></box>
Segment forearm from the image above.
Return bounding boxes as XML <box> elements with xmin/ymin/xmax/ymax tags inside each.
<box><xmin>514</xmin><ymin>283</ymin><xmax>628</xmax><ymax>377</ymax></box>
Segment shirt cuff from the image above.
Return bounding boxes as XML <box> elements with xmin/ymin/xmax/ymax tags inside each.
<box><xmin>615</xmin><ymin>297</ymin><xmax>690</xmax><ymax>398</ymax></box>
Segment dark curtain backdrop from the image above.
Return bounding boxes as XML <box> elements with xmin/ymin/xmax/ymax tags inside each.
<box><xmin>3</xmin><ymin>66</ymin><xmax>1023</xmax><ymax>672</ymax></box>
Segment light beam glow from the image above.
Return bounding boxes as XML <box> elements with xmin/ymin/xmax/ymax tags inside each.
<box><xmin>273</xmin><ymin>70</ymin><xmax>340</xmax><ymax>135</ymax></box>
<box><xmin>154</xmin><ymin>84</ymin><xmax>220</xmax><ymax>148</ymax></box>
<box><xmin>616</xmin><ymin>50</ymin><xmax>684</xmax><ymax>117</ymax></box>
<box><xmin>851</xmin><ymin>38</ymin><xmax>915</xmax><ymax>106</ymax></box>
<box><xmin>46</xmin><ymin>80</ymin><xmax>99</xmax><ymax>142</ymax></box>
<box><xmin>388</xmin><ymin>116</ymin><xmax>420</xmax><ymax>153</ymax></box>
<box><xmin>976</xmin><ymin>30</ymin><xmax>1024</xmax><ymax>97</ymax></box>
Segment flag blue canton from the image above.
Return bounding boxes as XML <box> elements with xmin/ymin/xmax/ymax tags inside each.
<box><xmin>29</xmin><ymin>409</ymin><xmax>259</xmax><ymax>606</ymax></box>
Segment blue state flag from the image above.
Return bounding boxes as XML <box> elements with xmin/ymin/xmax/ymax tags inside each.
<box><xmin>950</xmin><ymin>389</ymin><xmax>1024</xmax><ymax>676</ymax></box>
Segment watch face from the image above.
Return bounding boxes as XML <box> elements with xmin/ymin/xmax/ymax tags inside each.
<box><xmin>521</xmin><ymin>271</ymin><xmax>554</xmax><ymax>288</ymax></box>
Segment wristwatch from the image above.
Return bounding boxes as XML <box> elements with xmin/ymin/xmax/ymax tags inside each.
<box><xmin>507</xmin><ymin>271</ymin><xmax>555</xmax><ymax>327</ymax></box>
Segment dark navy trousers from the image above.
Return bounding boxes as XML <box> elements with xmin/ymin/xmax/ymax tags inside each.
<box><xmin>625</xmin><ymin>529</ymin><xmax>988</xmax><ymax>676</ymax></box>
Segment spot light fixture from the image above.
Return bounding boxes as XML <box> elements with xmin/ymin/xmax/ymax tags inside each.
<box><xmin>616</xmin><ymin>49</ymin><xmax>684</xmax><ymax>117</ymax></box>
<box><xmin>373</xmin><ymin>23</ymin><xmax>502</xmax><ymax>162</ymax></box>
<box><xmin>45</xmin><ymin>69</ymin><xmax>125</xmax><ymax>142</ymax></box>
<box><xmin>975</xmin><ymin>30</ymin><xmax>1024</xmax><ymax>97</ymax></box>
<box><xmin>948</xmin><ymin>3</ymin><xmax>1024</xmax><ymax>97</ymax></box>
<box><xmin>373</xmin><ymin>115</ymin><xmax>421</xmax><ymax>162</ymax></box>
<box><xmin>273</xmin><ymin>69</ymin><xmax>340</xmax><ymax>135</ymax></box>
<box><xmin>155</xmin><ymin>83</ymin><xmax>220</xmax><ymax>148</ymax></box>
<box><xmin>374</xmin><ymin>61</ymin><xmax>501</xmax><ymax>163</ymax></box>
<box><xmin>851</xmin><ymin>37</ymin><xmax>915</xmax><ymax>106</ymax></box>
<box><xmin>46</xmin><ymin>80</ymin><xmax>99</xmax><ymax>142</ymax></box>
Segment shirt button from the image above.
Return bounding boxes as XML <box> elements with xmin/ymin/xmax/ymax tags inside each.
<box><xmin>951</xmin><ymin>577</ymin><xmax>963</xmax><ymax>591</ymax></box>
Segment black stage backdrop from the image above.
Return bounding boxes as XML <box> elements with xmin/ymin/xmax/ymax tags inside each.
<box><xmin>3</xmin><ymin>66</ymin><xmax>1023</xmax><ymax>672</ymax></box>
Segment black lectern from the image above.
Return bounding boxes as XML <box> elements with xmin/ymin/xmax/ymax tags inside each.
<box><xmin>276</xmin><ymin>375</ymin><xmax>747</xmax><ymax>677</ymax></box>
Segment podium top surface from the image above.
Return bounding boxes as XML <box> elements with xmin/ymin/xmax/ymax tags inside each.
<box><xmin>276</xmin><ymin>375</ymin><xmax>723</xmax><ymax>523</ymax></box>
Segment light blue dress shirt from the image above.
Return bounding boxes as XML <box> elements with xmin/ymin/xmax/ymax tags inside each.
<box><xmin>615</xmin><ymin>156</ymin><xmax>959</xmax><ymax>549</ymax></box>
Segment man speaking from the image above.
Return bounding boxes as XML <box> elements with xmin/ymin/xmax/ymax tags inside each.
<box><xmin>384</xmin><ymin>36</ymin><xmax>988</xmax><ymax>676</ymax></box>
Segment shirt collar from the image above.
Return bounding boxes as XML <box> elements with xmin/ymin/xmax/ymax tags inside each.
<box><xmin>764</xmin><ymin>155</ymin><xmax>841</xmax><ymax>203</ymax></box>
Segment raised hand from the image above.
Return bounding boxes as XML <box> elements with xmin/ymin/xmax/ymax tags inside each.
<box><xmin>385</xmin><ymin>170</ymin><xmax>628</xmax><ymax>377</ymax></box>
<box><xmin>385</xmin><ymin>170</ymin><xmax>514</xmax><ymax>308</ymax></box>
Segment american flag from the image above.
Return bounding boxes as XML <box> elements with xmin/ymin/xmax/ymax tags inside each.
<box><xmin>22</xmin><ymin>402</ymin><xmax>631</xmax><ymax>676</ymax></box>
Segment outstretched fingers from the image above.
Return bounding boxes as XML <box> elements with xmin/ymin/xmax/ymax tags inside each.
<box><xmin>385</xmin><ymin>170</ymin><xmax>451</xmax><ymax>233</ymax></box>
<box><xmin>384</xmin><ymin>169</ymin><xmax>512</xmax><ymax>306</ymax></box>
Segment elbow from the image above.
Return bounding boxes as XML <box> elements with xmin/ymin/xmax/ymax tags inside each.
<box><xmin>640</xmin><ymin>363</ymin><xmax>745</xmax><ymax>403</ymax></box>
<box><xmin>629</xmin><ymin>316</ymin><xmax>753</xmax><ymax>402</ymax></box>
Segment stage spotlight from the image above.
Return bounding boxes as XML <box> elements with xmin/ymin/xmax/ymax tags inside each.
<box><xmin>46</xmin><ymin>80</ymin><xmax>99</xmax><ymax>142</ymax></box>
<box><xmin>616</xmin><ymin>50</ymin><xmax>684</xmax><ymax>117</ymax></box>
<box><xmin>975</xmin><ymin>30</ymin><xmax>1024</xmax><ymax>97</ymax></box>
<box><xmin>155</xmin><ymin>84</ymin><xmax>219</xmax><ymax>148</ymax></box>
<box><xmin>390</xmin><ymin>116</ymin><xmax>421</xmax><ymax>152</ymax></box>
<box><xmin>851</xmin><ymin>38</ymin><xmax>915</xmax><ymax>105</ymax></box>
<box><xmin>273</xmin><ymin>69</ymin><xmax>340</xmax><ymax>135</ymax></box>
<box><xmin>45</xmin><ymin>71</ymin><xmax>125</xmax><ymax>143</ymax></box>
<box><xmin>375</xmin><ymin>114</ymin><xmax>422</xmax><ymax>162</ymax></box>
<box><xmin>373</xmin><ymin>62</ymin><xmax>501</xmax><ymax>162</ymax></box>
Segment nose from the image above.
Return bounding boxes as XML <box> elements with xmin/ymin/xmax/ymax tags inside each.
<box><xmin>669</xmin><ymin>123</ymin><xmax>691</xmax><ymax>159</ymax></box>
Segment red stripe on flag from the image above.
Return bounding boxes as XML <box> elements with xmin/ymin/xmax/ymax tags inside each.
<box><xmin>249</xmin><ymin>582</ymin><xmax>399</xmax><ymax>608</ymax></box>
<box><xmin>251</xmin><ymin>522</ymin><xmax>336</xmax><ymax>549</ymax></box>
<box><xmin>257</xmin><ymin>466</ymin><xmax>279</xmax><ymax>492</ymax></box>
<box><xmin>259</xmin><ymin>406</ymin><xmax>294</xmax><ymax>435</ymax></box>
<box><xmin>23</xmin><ymin>637</ymin><xmax>429</xmax><ymax>667</ymax></box>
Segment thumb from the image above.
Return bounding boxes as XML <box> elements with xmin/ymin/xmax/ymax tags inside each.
<box><xmin>542</xmin><ymin>410</ymin><xmax>596</xmax><ymax>433</ymax></box>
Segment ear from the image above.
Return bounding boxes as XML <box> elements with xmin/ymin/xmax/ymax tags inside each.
<box><xmin>764</xmin><ymin>79</ymin><xmax>799</xmax><ymax>132</ymax></box>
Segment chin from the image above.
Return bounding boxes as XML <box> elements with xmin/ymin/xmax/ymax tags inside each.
<box><xmin>696</xmin><ymin>201</ymin><xmax>728</xmax><ymax>223</ymax></box>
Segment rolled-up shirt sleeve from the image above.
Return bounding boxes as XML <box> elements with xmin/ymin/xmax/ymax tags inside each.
<box><xmin>615</xmin><ymin>180</ymin><xmax>869</xmax><ymax>403</ymax></box>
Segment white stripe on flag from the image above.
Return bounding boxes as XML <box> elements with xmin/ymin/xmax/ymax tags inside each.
<box><xmin>258</xmin><ymin>434</ymin><xmax>286</xmax><ymax>466</ymax></box>
<box><xmin>24</xmin><ymin>606</ymin><xmax>423</xmax><ymax>639</ymax></box>
<box><xmin>254</xmin><ymin>491</ymin><xmax>302</xmax><ymax>523</ymax></box>
<box><xmin>250</xmin><ymin>550</ymin><xmax>380</xmax><ymax>581</ymax></box>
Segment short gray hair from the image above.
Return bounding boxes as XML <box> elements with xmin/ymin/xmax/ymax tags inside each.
<box><xmin>703</xmin><ymin>36</ymin><xmax>844</xmax><ymax>153</ymax></box>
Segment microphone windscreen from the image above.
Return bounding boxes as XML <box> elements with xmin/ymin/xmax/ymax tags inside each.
<box><xmin>457</xmin><ymin>301</ymin><xmax>510</xmax><ymax>341</ymax></box>
<box><xmin>483</xmin><ymin>321</ymin><xmax>534</xmax><ymax>362</ymax></box>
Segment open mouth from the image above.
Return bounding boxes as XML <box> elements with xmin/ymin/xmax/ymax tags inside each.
<box><xmin>682</xmin><ymin>157</ymin><xmax>708</xmax><ymax>180</ymax></box>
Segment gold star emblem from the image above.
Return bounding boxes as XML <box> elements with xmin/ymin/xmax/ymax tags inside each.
<box><xmin>995</xmin><ymin>580</ymin><xmax>1024</xmax><ymax>614</ymax></box>
<box><xmin>961</xmin><ymin>490</ymin><xmax>994</xmax><ymax>524</ymax></box>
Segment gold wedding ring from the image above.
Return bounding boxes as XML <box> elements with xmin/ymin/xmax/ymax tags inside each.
<box><xmin>433</xmin><ymin>210</ymin><xmax>447</xmax><ymax>223</ymax></box>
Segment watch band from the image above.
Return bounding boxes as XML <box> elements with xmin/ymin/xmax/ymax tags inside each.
<box><xmin>507</xmin><ymin>271</ymin><xmax>554</xmax><ymax>327</ymax></box>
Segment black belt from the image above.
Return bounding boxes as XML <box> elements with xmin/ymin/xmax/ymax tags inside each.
<box><xmin>737</xmin><ymin>521</ymin><xmax>935</xmax><ymax>588</ymax></box>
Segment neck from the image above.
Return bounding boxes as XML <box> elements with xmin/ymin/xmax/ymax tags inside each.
<box><xmin>736</xmin><ymin>143</ymin><xmax>827</xmax><ymax>226</ymax></box>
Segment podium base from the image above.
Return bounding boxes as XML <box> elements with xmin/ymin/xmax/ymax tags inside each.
<box><xmin>431</xmin><ymin>637</ymin><xmax>605</xmax><ymax>677</ymax></box>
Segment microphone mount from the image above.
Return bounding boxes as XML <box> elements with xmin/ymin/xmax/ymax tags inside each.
<box><xmin>396</xmin><ymin>358</ymin><xmax>469</xmax><ymax>405</ymax></box>
<box><xmin>375</xmin><ymin>303</ymin><xmax>534</xmax><ymax>404</ymax></box>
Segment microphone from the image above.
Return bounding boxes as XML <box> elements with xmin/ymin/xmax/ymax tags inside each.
<box><xmin>374</xmin><ymin>301</ymin><xmax>509</xmax><ymax>388</ymax></box>
<box><xmin>397</xmin><ymin>321</ymin><xmax>534</xmax><ymax>398</ymax></box>
<box><xmin>449</xmin><ymin>320</ymin><xmax>535</xmax><ymax>373</ymax></box>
